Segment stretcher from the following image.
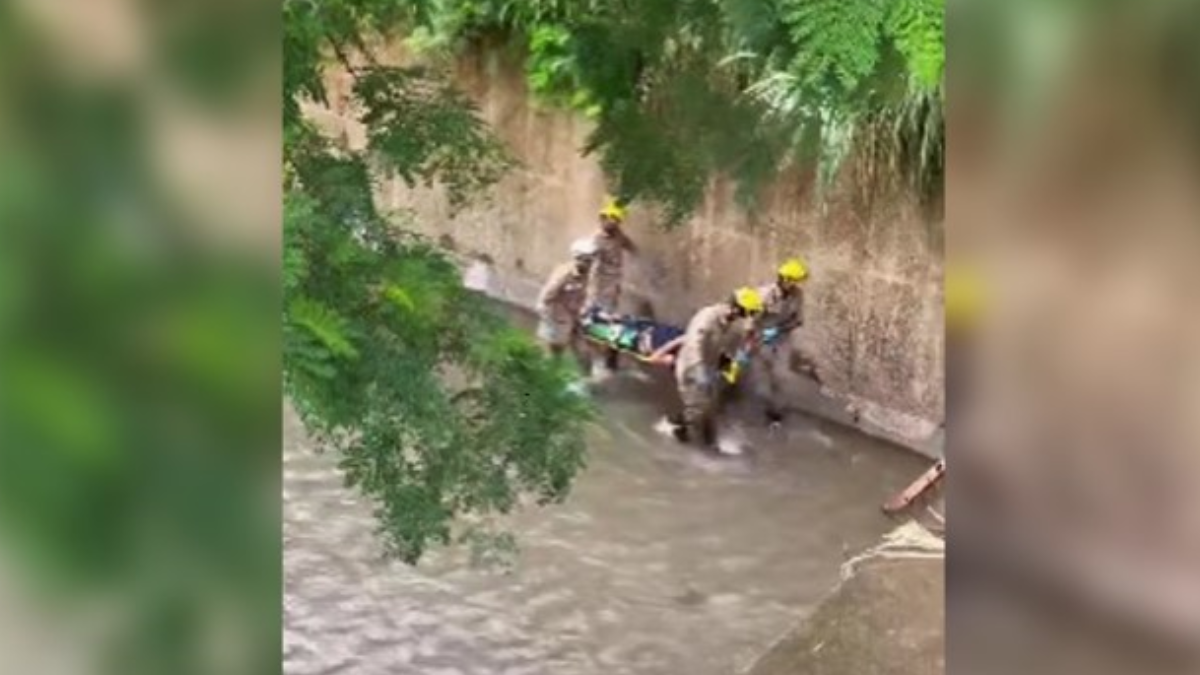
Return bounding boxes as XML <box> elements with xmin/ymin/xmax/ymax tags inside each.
<box><xmin>578</xmin><ymin>308</ymin><xmax>761</xmax><ymax>382</ymax></box>
<box><xmin>579</xmin><ymin>308</ymin><xmax>686</xmax><ymax>365</ymax></box>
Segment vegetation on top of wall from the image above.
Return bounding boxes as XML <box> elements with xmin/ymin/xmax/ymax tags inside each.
<box><xmin>405</xmin><ymin>0</ymin><xmax>945</xmax><ymax>225</ymax></box>
<box><xmin>284</xmin><ymin>0</ymin><xmax>592</xmax><ymax>565</ymax></box>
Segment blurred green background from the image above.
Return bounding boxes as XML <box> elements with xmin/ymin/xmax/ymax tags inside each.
<box><xmin>0</xmin><ymin>1</ymin><xmax>279</xmax><ymax>673</ymax></box>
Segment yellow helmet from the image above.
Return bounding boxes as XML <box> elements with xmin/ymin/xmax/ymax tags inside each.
<box><xmin>598</xmin><ymin>197</ymin><xmax>627</xmax><ymax>222</ymax></box>
<box><xmin>732</xmin><ymin>287</ymin><xmax>765</xmax><ymax>314</ymax></box>
<box><xmin>778</xmin><ymin>258</ymin><xmax>808</xmax><ymax>282</ymax></box>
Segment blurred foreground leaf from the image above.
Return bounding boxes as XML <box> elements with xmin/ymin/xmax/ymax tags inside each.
<box><xmin>0</xmin><ymin>3</ymin><xmax>279</xmax><ymax>674</ymax></box>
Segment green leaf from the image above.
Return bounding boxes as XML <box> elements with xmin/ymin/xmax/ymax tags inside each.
<box><xmin>885</xmin><ymin>0</ymin><xmax>944</xmax><ymax>92</ymax></box>
<box><xmin>384</xmin><ymin>285</ymin><xmax>417</xmax><ymax>312</ymax></box>
<box><xmin>288</xmin><ymin>298</ymin><xmax>359</xmax><ymax>360</ymax></box>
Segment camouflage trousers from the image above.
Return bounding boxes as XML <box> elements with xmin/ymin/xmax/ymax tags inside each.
<box><xmin>671</xmin><ymin>362</ymin><xmax>722</xmax><ymax>446</ymax></box>
<box><xmin>536</xmin><ymin>317</ymin><xmax>575</xmax><ymax>349</ymax></box>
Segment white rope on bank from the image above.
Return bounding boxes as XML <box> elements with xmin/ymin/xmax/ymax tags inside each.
<box><xmin>736</xmin><ymin>520</ymin><xmax>945</xmax><ymax>675</ymax></box>
<box><xmin>840</xmin><ymin>521</ymin><xmax>945</xmax><ymax>581</ymax></box>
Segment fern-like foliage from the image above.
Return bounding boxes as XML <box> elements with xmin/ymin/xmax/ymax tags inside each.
<box><xmin>288</xmin><ymin>298</ymin><xmax>359</xmax><ymax>360</ymax></box>
<box><xmin>885</xmin><ymin>0</ymin><xmax>944</xmax><ymax>92</ymax></box>
<box><xmin>405</xmin><ymin>0</ymin><xmax>945</xmax><ymax>223</ymax></box>
<box><xmin>780</xmin><ymin>0</ymin><xmax>887</xmax><ymax>95</ymax></box>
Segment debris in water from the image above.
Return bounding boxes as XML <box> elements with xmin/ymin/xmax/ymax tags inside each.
<box><xmin>674</xmin><ymin>587</ymin><xmax>707</xmax><ymax>606</ymax></box>
<box><xmin>882</xmin><ymin>458</ymin><xmax>945</xmax><ymax>515</ymax></box>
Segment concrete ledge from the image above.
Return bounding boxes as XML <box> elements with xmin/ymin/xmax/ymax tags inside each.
<box><xmin>740</xmin><ymin>525</ymin><xmax>945</xmax><ymax>675</ymax></box>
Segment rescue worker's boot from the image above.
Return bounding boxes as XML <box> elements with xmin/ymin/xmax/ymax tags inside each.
<box><xmin>604</xmin><ymin>347</ymin><xmax>620</xmax><ymax>371</ymax></box>
<box><xmin>667</xmin><ymin>413</ymin><xmax>689</xmax><ymax>442</ymax></box>
<box><xmin>668</xmin><ymin>412</ymin><xmax>713</xmax><ymax>449</ymax></box>
<box><xmin>698</xmin><ymin>417</ymin><xmax>718</xmax><ymax>449</ymax></box>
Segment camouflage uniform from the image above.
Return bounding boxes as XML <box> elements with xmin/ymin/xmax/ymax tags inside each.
<box><xmin>753</xmin><ymin>282</ymin><xmax>813</xmax><ymax>415</ymax></box>
<box><xmin>758</xmin><ymin>282</ymin><xmax>804</xmax><ymax>332</ymax></box>
<box><xmin>672</xmin><ymin>303</ymin><xmax>753</xmax><ymax>445</ymax></box>
<box><xmin>588</xmin><ymin>229</ymin><xmax>630</xmax><ymax>313</ymax></box>
<box><xmin>536</xmin><ymin>261</ymin><xmax>591</xmax><ymax>351</ymax></box>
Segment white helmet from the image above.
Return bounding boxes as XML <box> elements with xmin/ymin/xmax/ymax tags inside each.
<box><xmin>570</xmin><ymin>237</ymin><xmax>598</xmax><ymax>259</ymax></box>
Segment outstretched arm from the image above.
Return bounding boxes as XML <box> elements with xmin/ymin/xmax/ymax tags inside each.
<box><xmin>763</xmin><ymin>318</ymin><xmax>800</xmax><ymax>344</ymax></box>
<box><xmin>537</xmin><ymin>269</ymin><xmax>568</xmax><ymax>313</ymax></box>
<box><xmin>778</xmin><ymin>311</ymin><xmax>802</xmax><ymax>331</ymax></box>
<box><xmin>619</xmin><ymin>229</ymin><xmax>637</xmax><ymax>254</ymax></box>
<box><xmin>589</xmin><ymin>306</ymin><xmax>620</xmax><ymax>322</ymax></box>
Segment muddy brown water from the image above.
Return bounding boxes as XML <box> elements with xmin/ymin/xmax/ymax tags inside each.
<box><xmin>284</xmin><ymin>340</ymin><xmax>926</xmax><ymax>675</ymax></box>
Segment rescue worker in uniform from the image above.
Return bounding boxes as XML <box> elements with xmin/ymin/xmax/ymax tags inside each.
<box><xmin>667</xmin><ymin>287</ymin><xmax>765</xmax><ymax>449</ymax></box>
<box><xmin>587</xmin><ymin>198</ymin><xmax>637</xmax><ymax>370</ymax></box>
<box><xmin>536</xmin><ymin>238</ymin><xmax>597</xmax><ymax>358</ymax></box>
<box><xmin>752</xmin><ymin>258</ymin><xmax>820</xmax><ymax>424</ymax></box>
<box><xmin>588</xmin><ymin>198</ymin><xmax>637</xmax><ymax>313</ymax></box>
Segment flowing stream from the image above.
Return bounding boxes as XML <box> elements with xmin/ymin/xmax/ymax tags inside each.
<box><xmin>284</xmin><ymin>346</ymin><xmax>925</xmax><ymax>675</ymax></box>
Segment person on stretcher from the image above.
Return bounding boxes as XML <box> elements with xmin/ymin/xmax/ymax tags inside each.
<box><xmin>579</xmin><ymin>307</ymin><xmax>686</xmax><ymax>366</ymax></box>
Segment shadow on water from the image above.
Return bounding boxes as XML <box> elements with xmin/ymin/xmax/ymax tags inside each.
<box><xmin>284</xmin><ymin>302</ymin><xmax>928</xmax><ymax>675</ymax></box>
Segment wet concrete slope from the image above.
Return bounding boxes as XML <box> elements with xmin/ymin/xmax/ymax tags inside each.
<box><xmin>742</xmin><ymin>557</ymin><xmax>944</xmax><ymax>675</ymax></box>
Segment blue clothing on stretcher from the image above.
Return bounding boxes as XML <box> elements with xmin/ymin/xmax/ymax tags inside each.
<box><xmin>580</xmin><ymin>308</ymin><xmax>685</xmax><ymax>355</ymax></box>
<box><xmin>626</xmin><ymin>318</ymin><xmax>684</xmax><ymax>351</ymax></box>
